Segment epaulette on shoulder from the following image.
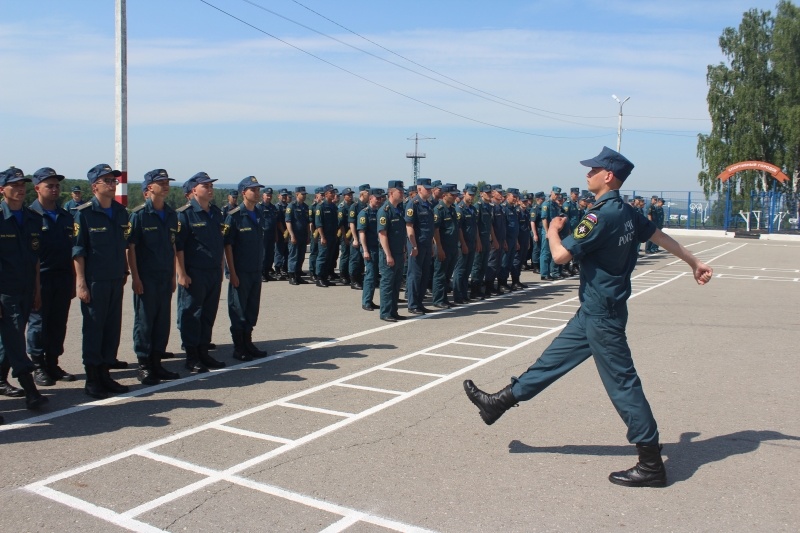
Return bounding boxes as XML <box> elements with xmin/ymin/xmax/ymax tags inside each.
<box><xmin>131</xmin><ymin>204</ymin><xmax>145</xmax><ymax>213</ymax></box>
<box><xmin>228</xmin><ymin>207</ymin><xmax>240</xmax><ymax>215</ymax></box>
<box><xmin>176</xmin><ymin>204</ymin><xmax>191</xmax><ymax>213</ymax></box>
<box><xmin>26</xmin><ymin>206</ymin><xmax>44</xmax><ymax>218</ymax></box>
<box><xmin>76</xmin><ymin>201</ymin><xmax>93</xmax><ymax>211</ymax></box>
<box><xmin>383</xmin><ymin>204</ymin><xmax>391</xmax><ymax>212</ymax></box>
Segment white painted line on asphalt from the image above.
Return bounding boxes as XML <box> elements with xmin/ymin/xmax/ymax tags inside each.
<box><xmin>513</xmin><ymin>316</ymin><xmax>569</xmax><ymax>322</ymax></box>
<box><xmin>380</xmin><ymin>368</ymin><xmax>447</xmax><ymax>378</ymax></box>
<box><xmin>335</xmin><ymin>383</ymin><xmax>404</xmax><ymax>395</ymax></box>
<box><xmin>538</xmin><ymin>310</ymin><xmax>575</xmax><ymax>314</ymax></box>
<box><xmin>482</xmin><ymin>331</ymin><xmax>536</xmax><ymax>339</ymax></box>
<box><xmin>422</xmin><ymin>352</ymin><xmax>482</xmax><ymax>361</ymax></box>
<box><xmin>212</xmin><ymin>424</ymin><xmax>294</xmax><ymax>444</ymax></box>
<box><xmin>452</xmin><ymin>341</ymin><xmax>507</xmax><ymax>349</ymax></box>
<box><xmin>503</xmin><ymin>324</ymin><xmax>556</xmax><ymax>329</ymax></box>
<box><xmin>319</xmin><ymin>514</ymin><xmax>365</xmax><ymax>533</ymax></box>
<box><xmin>278</xmin><ymin>402</ymin><xmax>355</xmax><ymax>418</ymax></box>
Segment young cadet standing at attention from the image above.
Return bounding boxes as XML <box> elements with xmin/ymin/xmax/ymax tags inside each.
<box><xmin>469</xmin><ymin>185</ymin><xmax>497</xmax><ymax>300</ymax></box>
<box><xmin>224</xmin><ymin>176</ymin><xmax>268</xmax><ymax>361</ymax></box>
<box><xmin>464</xmin><ymin>147</ymin><xmax>714</xmax><ymax>487</ymax></box>
<box><xmin>357</xmin><ymin>188</ymin><xmax>384</xmax><ymax>311</ymax></box>
<box><xmin>285</xmin><ymin>186</ymin><xmax>311</xmax><ymax>286</ymax></box>
<box><xmin>175</xmin><ymin>172</ymin><xmax>227</xmax><ymax>374</ymax></box>
<box><xmin>73</xmin><ymin>164</ymin><xmax>131</xmax><ymax>398</ymax></box>
<box><xmin>453</xmin><ymin>184</ymin><xmax>479</xmax><ymax>304</ymax></box>
<box><xmin>127</xmin><ymin>169</ymin><xmax>180</xmax><ymax>386</ymax></box>
<box><xmin>26</xmin><ymin>167</ymin><xmax>76</xmax><ymax>386</ymax></box>
<box><xmin>259</xmin><ymin>187</ymin><xmax>278</xmax><ymax>282</ymax></box>
<box><xmin>405</xmin><ymin>178</ymin><xmax>435</xmax><ymax>315</ymax></box>
<box><xmin>0</xmin><ymin>167</ymin><xmax>48</xmax><ymax>416</ymax></box>
<box><xmin>431</xmin><ymin>184</ymin><xmax>461</xmax><ymax>309</ymax></box>
<box><xmin>377</xmin><ymin>181</ymin><xmax>407</xmax><ymax>322</ymax></box>
<box><xmin>348</xmin><ymin>184</ymin><xmax>370</xmax><ymax>290</ymax></box>
<box><xmin>315</xmin><ymin>184</ymin><xmax>339</xmax><ymax>288</ymax></box>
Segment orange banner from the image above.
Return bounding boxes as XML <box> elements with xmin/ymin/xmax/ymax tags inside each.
<box><xmin>717</xmin><ymin>161</ymin><xmax>789</xmax><ymax>183</ymax></box>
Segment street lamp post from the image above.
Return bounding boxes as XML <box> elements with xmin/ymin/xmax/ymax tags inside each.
<box><xmin>612</xmin><ymin>94</ymin><xmax>630</xmax><ymax>152</ymax></box>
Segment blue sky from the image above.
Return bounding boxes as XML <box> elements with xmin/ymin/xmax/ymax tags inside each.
<box><xmin>0</xmin><ymin>0</ymin><xmax>781</xmax><ymax>192</ymax></box>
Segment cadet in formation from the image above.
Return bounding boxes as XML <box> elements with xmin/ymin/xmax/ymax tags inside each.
<box><xmin>485</xmin><ymin>185</ymin><xmax>507</xmax><ymax>295</ymax></box>
<box><xmin>469</xmin><ymin>185</ymin><xmax>497</xmax><ymax>300</ymax></box>
<box><xmin>348</xmin><ymin>184</ymin><xmax>370</xmax><ymax>290</ymax></box>
<box><xmin>285</xmin><ymin>186</ymin><xmax>311</xmax><ymax>285</ymax></box>
<box><xmin>378</xmin><ymin>181</ymin><xmax>407</xmax><ymax>322</ymax></box>
<box><xmin>453</xmin><ymin>184</ymin><xmax>479</xmax><ymax>304</ymax></box>
<box><xmin>357</xmin><ymin>187</ymin><xmax>385</xmax><ymax>311</ymax></box>
<box><xmin>315</xmin><ymin>184</ymin><xmax>340</xmax><ymax>287</ymax></box>
<box><xmin>464</xmin><ymin>146</ymin><xmax>714</xmax><ymax>488</ymax></box>
<box><xmin>405</xmin><ymin>178</ymin><xmax>436</xmax><ymax>315</ymax></box>
<box><xmin>259</xmin><ymin>187</ymin><xmax>278</xmax><ymax>281</ymax></box>
<box><xmin>431</xmin><ymin>184</ymin><xmax>461</xmax><ymax>309</ymax></box>
<box><xmin>273</xmin><ymin>189</ymin><xmax>290</xmax><ymax>280</ymax></box>
<box><xmin>337</xmin><ymin>188</ymin><xmax>354</xmax><ymax>285</ymax></box>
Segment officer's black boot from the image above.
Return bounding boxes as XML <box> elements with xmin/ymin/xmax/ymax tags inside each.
<box><xmin>0</xmin><ymin>359</ymin><xmax>24</xmax><ymax>397</ymax></box>
<box><xmin>152</xmin><ymin>353</ymin><xmax>180</xmax><ymax>380</ymax></box>
<box><xmin>17</xmin><ymin>372</ymin><xmax>49</xmax><ymax>410</ymax></box>
<box><xmin>468</xmin><ymin>283</ymin><xmax>479</xmax><ymax>300</ymax></box>
<box><xmin>199</xmin><ymin>344</ymin><xmax>226</xmax><ymax>369</ymax></box>
<box><xmin>99</xmin><ymin>364</ymin><xmax>129</xmax><ymax>394</ymax></box>
<box><xmin>463</xmin><ymin>380</ymin><xmax>517</xmax><ymax>426</ymax></box>
<box><xmin>137</xmin><ymin>357</ymin><xmax>160</xmax><ymax>386</ymax></box>
<box><xmin>296</xmin><ymin>271</ymin><xmax>309</xmax><ymax>284</ymax></box>
<box><xmin>32</xmin><ymin>355</ymin><xmax>55</xmax><ymax>387</ymax></box>
<box><xmin>608</xmin><ymin>444</ymin><xmax>667</xmax><ymax>487</ymax></box>
<box><xmin>289</xmin><ymin>272</ymin><xmax>299</xmax><ymax>285</ymax></box>
<box><xmin>244</xmin><ymin>331</ymin><xmax>268</xmax><ymax>358</ymax></box>
<box><xmin>46</xmin><ymin>354</ymin><xmax>76</xmax><ymax>382</ymax></box>
<box><xmin>352</xmin><ymin>274</ymin><xmax>363</xmax><ymax>290</ymax></box>
<box><xmin>496</xmin><ymin>282</ymin><xmax>508</xmax><ymax>294</ymax></box>
<box><xmin>231</xmin><ymin>331</ymin><xmax>252</xmax><ymax>362</ymax></box>
<box><xmin>84</xmin><ymin>365</ymin><xmax>109</xmax><ymax>399</ymax></box>
<box><xmin>184</xmin><ymin>346</ymin><xmax>209</xmax><ymax>374</ymax></box>
<box><xmin>316</xmin><ymin>276</ymin><xmax>328</xmax><ymax>288</ymax></box>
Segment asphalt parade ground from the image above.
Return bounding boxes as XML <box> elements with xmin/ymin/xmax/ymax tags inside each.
<box><xmin>1</xmin><ymin>235</ymin><xmax>798</xmax><ymax>532</ymax></box>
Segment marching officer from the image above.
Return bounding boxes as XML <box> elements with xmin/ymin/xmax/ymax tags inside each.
<box><xmin>224</xmin><ymin>176</ymin><xmax>268</xmax><ymax>361</ymax></box>
<box><xmin>26</xmin><ymin>167</ymin><xmax>76</xmax><ymax>386</ymax></box>
<box><xmin>127</xmin><ymin>168</ymin><xmax>181</xmax><ymax>385</ymax></box>
<box><xmin>432</xmin><ymin>184</ymin><xmax>461</xmax><ymax>309</ymax></box>
<box><xmin>469</xmin><ymin>185</ymin><xmax>496</xmax><ymax>300</ymax></box>
<box><xmin>259</xmin><ymin>188</ymin><xmax>278</xmax><ymax>281</ymax></box>
<box><xmin>348</xmin><ymin>184</ymin><xmax>370</xmax><ymax>290</ymax></box>
<box><xmin>405</xmin><ymin>178</ymin><xmax>435</xmax><ymax>314</ymax></box>
<box><xmin>175</xmin><ymin>172</ymin><xmax>227</xmax><ymax>373</ymax></box>
<box><xmin>315</xmin><ymin>184</ymin><xmax>339</xmax><ymax>287</ymax></box>
<box><xmin>0</xmin><ymin>167</ymin><xmax>48</xmax><ymax>413</ymax></box>
<box><xmin>73</xmin><ymin>163</ymin><xmax>131</xmax><ymax>398</ymax></box>
<box><xmin>274</xmin><ymin>189</ymin><xmax>290</xmax><ymax>279</ymax></box>
<box><xmin>357</xmin><ymin>188</ymin><xmax>384</xmax><ymax>311</ymax></box>
<box><xmin>453</xmin><ymin>184</ymin><xmax>479</xmax><ymax>304</ymax></box>
<box><xmin>285</xmin><ymin>186</ymin><xmax>311</xmax><ymax>285</ymax></box>
<box><xmin>378</xmin><ymin>181</ymin><xmax>407</xmax><ymax>322</ymax></box>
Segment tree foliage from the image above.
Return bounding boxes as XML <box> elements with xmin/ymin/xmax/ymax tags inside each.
<box><xmin>698</xmin><ymin>1</ymin><xmax>800</xmax><ymax>196</ymax></box>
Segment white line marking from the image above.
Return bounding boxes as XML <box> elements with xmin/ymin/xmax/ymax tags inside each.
<box><xmin>334</xmin><ymin>383</ymin><xmax>403</xmax><ymax>395</ymax></box>
<box><xmin>482</xmin><ymin>331</ymin><xmax>536</xmax><ymax>339</ymax></box>
<box><xmin>277</xmin><ymin>403</ymin><xmax>354</xmax><ymax>418</ymax></box>
<box><xmin>513</xmin><ymin>316</ymin><xmax>569</xmax><ymax>322</ymax></box>
<box><xmin>319</xmin><ymin>514</ymin><xmax>366</xmax><ymax>533</ymax></box>
<box><xmin>422</xmin><ymin>352</ymin><xmax>482</xmax><ymax>361</ymax></box>
<box><xmin>452</xmin><ymin>341</ymin><xmax>507</xmax><ymax>349</ymax></box>
<box><xmin>503</xmin><ymin>324</ymin><xmax>556</xmax><ymax>329</ymax></box>
<box><xmin>211</xmin><ymin>424</ymin><xmax>294</xmax><ymax>444</ymax></box>
<box><xmin>379</xmin><ymin>368</ymin><xmax>447</xmax><ymax>378</ymax></box>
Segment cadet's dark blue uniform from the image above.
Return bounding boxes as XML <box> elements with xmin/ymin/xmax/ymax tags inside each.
<box><xmin>348</xmin><ymin>187</ymin><xmax>369</xmax><ymax>286</ymax></box>
<box><xmin>308</xmin><ymin>191</ymin><xmax>322</xmax><ymax>278</ymax></box>
<box><xmin>128</xmin><ymin>198</ymin><xmax>178</xmax><ymax>361</ymax></box>
<box><xmin>405</xmin><ymin>194</ymin><xmax>435</xmax><ymax>311</ymax></box>
<box><xmin>26</xmin><ymin>198</ymin><xmax>74</xmax><ymax>380</ymax></box>
<box><xmin>286</xmin><ymin>196</ymin><xmax>310</xmax><ymax>277</ymax></box>
<box><xmin>357</xmin><ymin>201</ymin><xmax>380</xmax><ymax>308</ymax></box>
<box><xmin>453</xmin><ymin>199</ymin><xmax>477</xmax><ymax>302</ymax></box>
<box><xmin>432</xmin><ymin>199</ymin><xmax>460</xmax><ymax>306</ymax></box>
<box><xmin>470</xmin><ymin>195</ymin><xmax>493</xmax><ymax>295</ymax></box>
<box><xmin>499</xmin><ymin>199</ymin><xmax>519</xmax><ymax>286</ymax></box>
<box><xmin>511</xmin><ymin>190</ymin><xmax>660</xmax><ymax>444</ymax></box>
<box><xmin>486</xmin><ymin>197</ymin><xmax>506</xmax><ymax>287</ymax></box>
<box><xmin>378</xmin><ymin>197</ymin><xmax>406</xmax><ymax>320</ymax></box>
<box><xmin>337</xmin><ymin>198</ymin><xmax>353</xmax><ymax>281</ymax></box>
<box><xmin>514</xmin><ymin>202</ymin><xmax>531</xmax><ymax>280</ymax></box>
<box><xmin>539</xmin><ymin>196</ymin><xmax>556</xmax><ymax>277</ymax></box>
<box><xmin>315</xmin><ymin>194</ymin><xmax>339</xmax><ymax>285</ymax></box>
<box><xmin>225</xmin><ymin>203</ymin><xmax>264</xmax><ymax>334</ymax></box>
<box><xmin>530</xmin><ymin>198</ymin><xmax>543</xmax><ymax>271</ymax></box>
<box><xmin>259</xmin><ymin>195</ymin><xmax>278</xmax><ymax>279</ymax></box>
<box><xmin>274</xmin><ymin>193</ymin><xmax>290</xmax><ymax>275</ymax></box>
<box><xmin>73</xmin><ymin>196</ymin><xmax>129</xmax><ymax>367</ymax></box>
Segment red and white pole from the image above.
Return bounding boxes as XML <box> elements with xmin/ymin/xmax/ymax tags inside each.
<box><xmin>115</xmin><ymin>0</ymin><xmax>128</xmax><ymax>206</ymax></box>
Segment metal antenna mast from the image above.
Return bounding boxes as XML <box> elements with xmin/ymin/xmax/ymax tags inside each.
<box><xmin>115</xmin><ymin>0</ymin><xmax>128</xmax><ymax>205</ymax></box>
<box><xmin>406</xmin><ymin>133</ymin><xmax>435</xmax><ymax>182</ymax></box>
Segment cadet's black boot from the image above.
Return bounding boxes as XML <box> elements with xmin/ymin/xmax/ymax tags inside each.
<box><xmin>99</xmin><ymin>364</ymin><xmax>129</xmax><ymax>394</ymax></box>
<box><xmin>244</xmin><ymin>331</ymin><xmax>268</xmax><ymax>358</ymax></box>
<box><xmin>0</xmin><ymin>360</ymin><xmax>24</xmax><ymax>397</ymax></box>
<box><xmin>486</xmin><ymin>281</ymin><xmax>499</xmax><ymax>296</ymax></box>
<box><xmin>152</xmin><ymin>353</ymin><xmax>180</xmax><ymax>380</ymax></box>
<box><xmin>296</xmin><ymin>272</ymin><xmax>309</xmax><ymax>284</ymax></box>
<box><xmin>316</xmin><ymin>277</ymin><xmax>329</xmax><ymax>288</ymax></box>
<box><xmin>32</xmin><ymin>355</ymin><xmax>55</xmax><ymax>387</ymax></box>
<box><xmin>463</xmin><ymin>380</ymin><xmax>517</xmax><ymax>425</ymax></box>
<box><xmin>609</xmin><ymin>444</ymin><xmax>667</xmax><ymax>487</ymax></box>
<box><xmin>46</xmin><ymin>354</ymin><xmax>76</xmax><ymax>382</ymax></box>
<box><xmin>231</xmin><ymin>331</ymin><xmax>252</xmax><ymax>362</ymax></box>
<box><xmin>84</xmin><ymin>365</ymin><xmax>109</xmax><ymax>399</ymax></box>
<box><xmin>199</xmin><ymin>344</ymin><xmax>226</xmax><ymax>369</ymax></box>
<box><xmin>289</xmin><ymin>272</ymin><xmax>299</xmax><ymax>285</ymax></box>
<box><xmin>469</xmin><ymin>283</ymin><xmax>480</xmax><ymax>300</ymax></box>
<box><xmin>137</xmin><ymin>357</ymin><xmax>160</xmax><ymax>386</ymax></box>
<box><xmin>184</xmin><ymin>346</ymin><xmax>209</xmax><ymax>374</ymax></box>
<box><xmin>18</xmin><ymin>372</ymin><xmax>49</xmax><ymax>410</ymax></box>
<box><xmin>496</xmin><ymin>282</ymin><xmax>508</xmax><ymax>294</ymax></box>
<box><xmin>352</xmin><ymin>274</ymin><xmax>363</xmax><ymax>290</ymax></box>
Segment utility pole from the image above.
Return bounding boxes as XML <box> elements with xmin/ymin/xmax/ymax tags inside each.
<box><xmin>115</xmin><ymin>0</ymin><xmax>128</xmax><ymax>205</ymax></box>
<box><xmin>406</xmin><ymin>133</ymin><xmax>435</xmax><ymax>182</ymax></box>
<box><xmin>612</xmin><ymin>94</ymin><xmax>630</xmax><ymax>152</ymax></box>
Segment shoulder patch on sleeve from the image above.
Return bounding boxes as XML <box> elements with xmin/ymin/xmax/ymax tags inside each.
<box><xmin>76</xmin><ymin>201</ymin><xmax>93</xmax><ymax>211</ymax></box>
<box><xmin>132</xmin><ymin>204</ymin><xmax>145</xmax><ymax>213</ymax></box>
<box><xmin>406</xmin><ymin>208</ymin><xmax>414</xmax><ymax>217</ymax></box>
<box><xmin>228</xmin><ymin>207</ymin><xmax>240</xmax><ymax>215</ymax></box>
<box><xmin>573</xmin><ymin>217</ymin><xmax>596</xmax><ymax>239</ymax></box>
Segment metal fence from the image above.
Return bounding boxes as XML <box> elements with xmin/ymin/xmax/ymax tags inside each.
<box><xmin>621</xmin><ymin>189</ymin><xmax>800</xmax><ymax>233</ymax></box>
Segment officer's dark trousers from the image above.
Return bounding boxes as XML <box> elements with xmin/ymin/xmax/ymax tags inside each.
<box><xmin>539</xmin><ymin>228</ymin><xmax>552</xmax><ymax>276</ymax></box>
<box><xmin>453</xmin><ymin>248</ymin><xmax>475</xmax><ymax>301</ymax></box>
<box><xmin>0</xmin><ymin>293</ymin><xmax>35</xmax><ymax>377</ymax></box>
<box><xmin>308</xmin><ymin>235</ymin><xmax>319</xmax><ymax>276</ymax></box>
<box><xmin>500</xmin><ymin>234</ymin><xmax>518</xmax><ymax>282</ymax></box>
<box><xmin>274</xmin><ymin>237</ymin><xmax>288</xmax><ymax>272</ymax></box>
<box><xmin>530</xmin><ymin>235</ymin><xmax>540</xmax><ymax>267</ymax></box>
<box><xmin>132</xmin><ymin>274</ymin><xmax>172</xmax><ymax>359</ymax></box>
<box><xmin>432</xmin><ymin>245</ymin><xmax>458</xmax><ymax>306</ymax></box>
<box><xmin>27</xmin><ymin>270</ymin><xmax>72</xmax><ymax>358</ymax></box>
<box><xmin>339</xmin><ymin>237</ymin><xmax>351</xmax><ymax>278</ymax></box>
<box><xmin>316</xmin><ymin>234</ymin><xmax>337</xmax><ymax>280</ymax></box>
<box><xmin>228</xmin><ymin>270</ymin><xmax>261</xmax><ymax>333</ymax></box>
<box><xmin>470</xmin><ymin>235</ymin><xmax>490</xmax><ymax>285</ymax></box>
<box><xmin>406</xmin><ymin>241</ymin><xmax>432</xmax><ymax>311</ymax></box>
<box><xmin>288</xmin><ymin>236</ymin><xmax>307</xmax><ymax>274</ymax></box>
<box><xmin>486</xmin><ymin>241</ymin><xmax>503</xmax><ymax>283</ymax></box>
<box><xmin>510</xmin><ymin>307</ymin><xmax>659</xmax><ymax>445</ymax></box>
<box><xmin>178</xmin><ymin>267</ymin><xmax>221</xmax><ymax>348</ymax></box>
<box><xmin>349</xmin><ymin>241</ymin><xmax>364</xmax><ymax>280</ymax></box>
<box><xmin>514</xmin><ymin>233</ymin><xmax>530</xmax><ymax>279</ymax></box>
<box><xmin>81</xmin><ymin>279</ymin><xmax>124</xmax><ymax>366</ymax></box>
<box><xmin>362</xmin><ymin>247</ymin><xmax>378</xmax><ymax>307</ymax></box>
<box><xmin>379</xmin><ymin>250</ymin><xmax>404</xmax><ymax>318</ymax></box>
<box><xmin>262</xmin><ymin>236</ymin><xmax>275</xmax><ymax>277</ymax></box>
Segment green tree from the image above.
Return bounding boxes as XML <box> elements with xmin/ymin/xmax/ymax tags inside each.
<box><xmin>773</xmin><ymin>0</ymin><xmax>800</xmax><ymax>194</ymax></box>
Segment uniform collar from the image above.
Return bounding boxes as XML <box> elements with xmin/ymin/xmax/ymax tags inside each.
<box><xmin>594</xmin><ymin>190</ymin><xmax>620</xmax><ymax>204</ymax></box>
<box><xmin>28</xmin><ymin>199</ymin><xmax>66</xmax><ymax>216</ymax></box>
<box><xmin>0</xmin><ymin>200</ymin><xmax>20</xmax><ymax>220</ymax></box>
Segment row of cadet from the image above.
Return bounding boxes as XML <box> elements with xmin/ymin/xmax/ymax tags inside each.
<box><xmin>0</xmin><ymin>164</ymin><xmax>588</xmax><ymax>423</ymax></box>
<box><xmin>630</xmin><ymin>195</ymin><xmax>666</xmax><ymax>253</ymax></box>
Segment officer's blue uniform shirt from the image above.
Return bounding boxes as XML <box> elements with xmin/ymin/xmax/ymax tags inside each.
<box><xmin>405</xmin><ymin>196</ymin><xmax>435</xmax><ymax>243</ymax></box>
<box><xmin>72</xmin><ymin>196</ymin><xmax>129</xmax><ymax>281</ymax></box>
<box><xmin>175</xmin><ymin>197</ymin><xmax>225</xmax><ymax>269</ymax></box>
<box><xmin>491</xmin><ymin>201</ymin><xmax>506</xmax><ymax>241</ymax></box>
<box><xmin>476</xmin><ymin>201</ymin><xmax>493</xmax><ymax>236</ymax></box>
<box><xmin>224</xmin><ymin>203</ymin><xmax>265</xmax><ymax>273</ymax></box>
<box><xmin>519</xmin><ymin>203</ymin><xmax>531</xmax><ymax>229</ymax></box>
<box><xmin>377</xmin><ymin>201</ymin><xmax>406</xmax><ymax>255</ymax></box>
<box><xmin>28</xmin><ymin>199</ymin><xmax>72</xmax><ymax>273</ymax></box>
<box><xmin>456</xmin><ymin>202</ymin><xmax>477</xmax><ymax>249</ymax></box>
<box><xmin>0</xmin><ymin>201</ymin><xmax>42</xmax><ymax>295</ymax></box>
<box><xmin>433</xmin><ymin>202</ymin><xmax>459</xmax><ymax>245</ymax></box>
<box><xmin>259</xmin><ymin>201</ymin><xmax>278</xmax><ymax>238</ymax></box>
<box><xmin>285</xmin><ymin>200</ymin><xmax>310</xmax><ymax>238</ymax></box>
<box><xmin>357</xmin><ymin>205</ymin><xmax>379</xmax><ymax>250</ymax></box>
<box><xmin>337</xmin><ymin>200</ymin><xmax>352</xmax><ymax>230</ymax></box>
<box><xmin>503</xmin><ymin>202</ymin><xmax>519</xmax><ymax>236</ymax></box>
<box><xmin>315</xmin><ymin>200</ymin><xmax>338</xmax><ymax>234</ymax></box>
<box><xmin>566</xmin><ymin>199</ymin><xmax>582</xmax><ymax>228</ymax></box>
<box><xmin>128</xmin><ymin>198</ymin><xmax>178</xmax><ymax>274</ymax></box>
<box><xmin>562</xmin><ymin>190</ymin><xmax>656</xmax><ymax>315</ymax></box>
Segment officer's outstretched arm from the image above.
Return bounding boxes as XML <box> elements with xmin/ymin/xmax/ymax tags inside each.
<box><xmin>650</xmin><ymin>229</ymin><xmax>713</xmax><ymax>285</ymax></box>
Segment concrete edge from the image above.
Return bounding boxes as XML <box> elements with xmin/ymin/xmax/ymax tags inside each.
<box><xmin>662</xmin><ymin>228</ymin><xmax>800</xmax><ymax>241</ymax></box>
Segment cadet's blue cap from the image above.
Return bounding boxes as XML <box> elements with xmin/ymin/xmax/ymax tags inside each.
<box><xmin>406</xmin><ymin>185</ymin><xmax>415</xmax><ymax>194</ymax></box>
<box><xmin>0</xmin><ymin>167</ymin><xmax>29</xmax><ymax>186</ymax></box>
<box><xmin>441</xmin><ymin>184</ymin><xmax>458</xmax><ymax>194</ymax></box>
<box><xmin>314</xmin><ymin>187</ymin><xmax>324</xmax><ymax>194</ymax></box>
<box><xmin>322</xmin><ymin>184</ymin><xmax>335</xmax><ymax>193</ymax></box>
<box><xmin>228</xmin><ymin>190</ymin><xmax>238</xmax><ymax>196</ymax></box>
<box><xmin>525</xmin><ymin>193</ymin><xmax>534</xmax><ymax>201</ymax></box>
<box><xmin>238</xmin><ymin>176</ymin><xmax>264</xmax><ymax>195</ymax></box>
<box><xmin>480</xmin><ymin>184</ymin><xmax>492</xmax><ymax>193</ymax></box>
<box><xmin>71</xmin><ymin>186</ymin><xmax>82</xmax><ymax>193</ymax></box>
<box><xmin>264</xmin><ymin>187</ymin><xmax>273</xmax><ymax>194</ymax></box>
<box><xmin>507</xmin><ymin>187</ymin><xmax>520</xmax><ymax>197</ymax></box>
<box><xmin>570</xmin><ymin>187</ymin><xmax>580</xmax><ymax>193</ymax></box>
<box><xmin>551</xmin><ymin>186</ymin><xmax>561</xmax><ymax>193</ymax></box>
<box><xmin>182</xmin><ymin>171</ymin><xmax>217</xmax><ymax>194</ymax></box>
<box><xmin>341</xmin><ymin>187</ymin><xmax>354</xmax><ymax>196</ymax></box>
<box><xmin>634</xmin><ymin>195</ymin><xmax>643</xmax><ymax>201</ymax></box>
<box><xmin>651</xmin><ymin>195</ymin><xmax>658</xmax><ymax>199</ymax></box>
<box><xmin>143</xmin><ymin>169</ymin><xmax>172</xmax><ymax>187</ymax></box>
<box><xmin>432</xmin><ymin>180</ymin><xmax>442</xmax><ymax>188</ymax></box>
<box><xmin>33</xmin><ymin>167</ymin><xmax>65</xmax><ymax>184</ymax></box>
<box><xmin>658</xmin><ymin>197</ymin><xmax>665</xmax><ymax>202</ymax></box>
<box><xmin>415</xmin><ymin>178</ymin><xmax>432</xmax><ymax>189</ymax></box>
<box><xmin>358</xmin><ymin>184</ymin><xmax>370</xmax><ymax>192</ymax></box>
<box><xmin>87</xmin><ymin>164</ymin><xmax>121</xmax><ymax>183</ymax></box>
<box><xmin>491</xmin><ymin>184</ymin><xmax>503</xmax><ymax>191</ymax></box>
<box><xmin>580</xmin><ymin>146</ymin><xmax>634</xmax><ymax>182</ymax></box>
<box><xmin>534</xmin><ymin>191</ymin><xmax>545</xmax><ymax>199</ymax></box>
<box><xmin>388</xmin><ymin>180</ymin><xmax>404</xmax><ymax>190</ymax></box>
<box><xmin>370</xmin><ymin>188</ymin><xmax>386</xmax><ymax>196</ymax></box>
<box><xmin>294</xmin><ymin>186</ymin><xmax>306</xmax><ymax>193</ymax></box>
<box><xmin>464</xmin><ymin>184</ymin><xmax>478</xmax><ymax>195</ymax></box>
<box><xmin>561</xmin><ymin>193</ymin><xmax>568</xmax><ymax>199</ymax></box>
